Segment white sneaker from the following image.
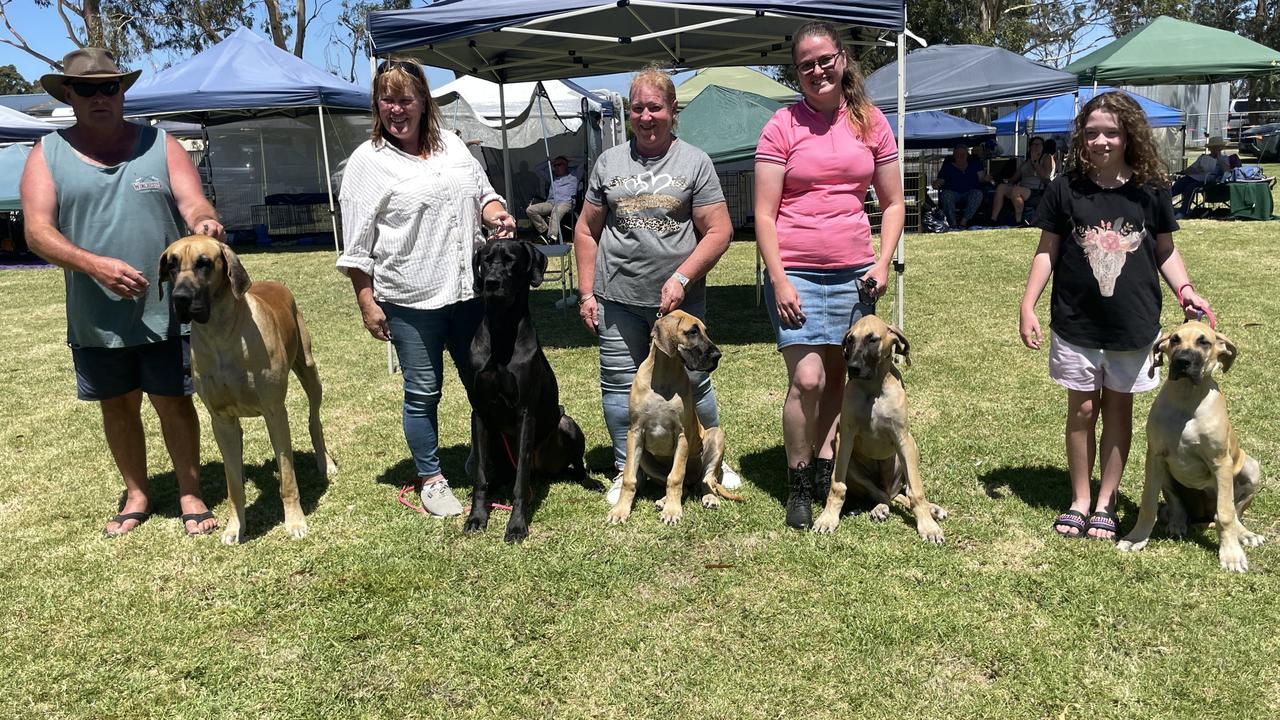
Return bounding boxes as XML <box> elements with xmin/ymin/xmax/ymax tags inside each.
<box><xmin>420</xmin><ymin>477</ymin><xmax>464</xmax><ymax>517</ymax></box>
<box><xmin>720</xmin><ymin>462</ymin><xmax>742</xmax><ymax>490</ymax></box>
<box><xmin>606</xmin><ymin>473</ymin><xmax>624</xmax><ymax>505</ymax></box>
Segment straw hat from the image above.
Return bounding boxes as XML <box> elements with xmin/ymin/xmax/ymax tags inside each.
<box><xmin>39</xmin><ymin>48</ymin><xmax>141</xmax><ymax>99</ymax></box>
<box><xmin>1206</xmin><ymin>135</ymin><xmax>1226</xmax><ymax>149</ymax></box>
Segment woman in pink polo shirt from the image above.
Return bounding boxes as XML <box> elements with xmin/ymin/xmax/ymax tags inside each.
<box><xmin>754</xmin><ymin>21</ymin><xmax>904</xmax><ymax>530</ymax></box>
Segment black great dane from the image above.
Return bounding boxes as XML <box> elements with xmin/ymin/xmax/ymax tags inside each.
<box><xmin>465</xmin><ymin>239</ymin><xmax>595</xmax><ymax>542</ymax></box>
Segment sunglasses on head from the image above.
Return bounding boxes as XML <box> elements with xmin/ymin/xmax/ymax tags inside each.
<box><xmin>69</xmin><ymin>80</ymin><xmax>120</xmax><ymax>98</ymax></box>
<box><xmin>377</xmin><ymin>60</ymin><xmax>423</xmax><ymax>79</ymax></box>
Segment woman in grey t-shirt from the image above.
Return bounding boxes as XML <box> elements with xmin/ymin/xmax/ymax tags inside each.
<box><xmin>572</xmin><ymin>66</ymin><xmax>738</xmax><ymax>504</ymax></box>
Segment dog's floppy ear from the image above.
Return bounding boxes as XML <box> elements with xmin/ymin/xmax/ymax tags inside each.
<box><xmin>220</xmin><ymin>243</ymin><xmax>251</xmax><ymax>300</ymax></box>
<box><xmin>157</xmin><ymin>251</ymin><xmax>170</xmax><ymax>300</ymax></box>
<box><xmin>525</xmin><ymin>241</ymin><xmax>547</xmax><ymax>288</ymax></box>
<box><xmin>1148</xmin><ymin>332</ymin><xmax>1174</xmax><ymax>377</ymax></box>
<box><xmin>652</xmin><ymin>315</ymin><xmax>678</xmax><ymax>357</ymax></box>
<box><xmin>888</xmin><ymin>324</ymin><xmax>911</xmax><ymax>366</ymax></box>
<box><xmin>1215</xmin><ymin>332</ymin><xmax>1238</xmax><ymax>373</ymax></box>
<box><xmin>472</xmin><ymin>245</ymin><xmax>486</xmax><ymax>294</ymax></box>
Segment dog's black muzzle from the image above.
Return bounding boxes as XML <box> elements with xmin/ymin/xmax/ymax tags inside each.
<box><xmin>1168</xmin><ymin>349</ymin><xmax>1205</xmax><ymax>383</ymax></box>
<box><xmin>169</xmin><ymin>282</ymin><xmax>210</xmax><ymax>324</ymax></box>
<box><xmin>679</xmin><ymin>340</ymin><xmax>721</xmax><ymax>373</ymax></box>
<box><xmin>844</xmin><ymin>345</ymin><xmax>877</xmax><ymax>381</ymax></box>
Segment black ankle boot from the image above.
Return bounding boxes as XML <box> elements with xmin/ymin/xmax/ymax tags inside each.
<box><xmin>785</xmin><ymin>462</ymin><xmax>813</xmax><ymax>530</ymax></box>
<box><xmin>812</xmin><ymin>457</ymin><xmax>833</xmax><ymax>507</ymax></box>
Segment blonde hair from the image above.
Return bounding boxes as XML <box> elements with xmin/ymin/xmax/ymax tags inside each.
<box><xmin>628</xmin><ymin>64</ymin><xmax>678</xmax><ymax>130</ymax></box>
<box><xmin>1068</xmin><ymin>91</ymin><xmax>1168</xmax><ymax>187</ymax></box>
<box><xmin>792</xmin><ymin>21</ymin><xmax>873</xmax><ymax>141</ymax></box>
<box><xmin>370</xmin><ymin>58</ymin><xmax>444</xmax><ymax>156</ymax></box>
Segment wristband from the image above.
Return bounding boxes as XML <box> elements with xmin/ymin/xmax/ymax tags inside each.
<box><xmin>1175</xmin><ymin>283</ymin><xmax>1195</xmax><ymax>304</ymax></box>
<box><xmin>577</xmin><ymin>292</ymin><xmax>595</xmax><ymax>306</ymax></box>
<box><xmin>672</xmin><ymin>271</ymin><xmax>690</xmax><ymax>288</ymax></box>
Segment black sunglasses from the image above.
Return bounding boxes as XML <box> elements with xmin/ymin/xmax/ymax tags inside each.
<box><xmin>69</xmin><ymin>80</ymin><xmax>121</xmax><ymax>98</ymax></box>
<box><xmin>377</xmin><ymin>60</ymin><xmax>423</xmax><ymax>79</ymax></box>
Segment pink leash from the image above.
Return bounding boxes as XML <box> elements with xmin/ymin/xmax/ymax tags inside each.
<box><xmin>397</xmin><ymin>433</ymin><xmax>524</xmax><ymax>514</ymax></box>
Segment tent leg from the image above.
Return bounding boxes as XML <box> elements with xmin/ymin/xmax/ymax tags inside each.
<box><xmin>499</xmin><ymin>83</ymin><xmax>513</xmax><ymax>207</ymax></box>
<box><xmin>317</xmin><ymin>104</ymin><xmax>340</xmax><ymax>255</ymax></box>
<box><xmin>894</xmin><ymin>31</ymin><xmax>906</xmax><ymax>330</ymax></box>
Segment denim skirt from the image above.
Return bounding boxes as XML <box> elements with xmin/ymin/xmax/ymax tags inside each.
<box><xmin>763</xmin><ymin>265</ymin><xmax>876</xmax><ymax>349</ymax></box>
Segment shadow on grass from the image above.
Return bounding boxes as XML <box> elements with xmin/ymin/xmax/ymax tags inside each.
<box><xmin>739</xmin><ymin>444</ymin><xmax>788</xmax><ymax>510</ymax></box>
<box><xmin>137</xmin><ymin>452</ymin><xmax>331</xmax><ymax>542</ymax></box>
<box><xmin>978</xmin><ymin>463</ymin><xmax>1157</xmax><ymax>537</ymax></box>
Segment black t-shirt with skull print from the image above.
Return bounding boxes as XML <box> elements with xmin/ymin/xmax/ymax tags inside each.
<box><xmin>1035</xmin><ymin>173</ymin><xmax>1179</xmax><ymax>351</ymax></box>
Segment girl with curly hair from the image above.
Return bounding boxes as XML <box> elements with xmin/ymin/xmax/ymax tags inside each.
<box><xmin>1018</xmin><ymin>91</ymin><xmax>1212</xmax><ymax>540</ymax></box>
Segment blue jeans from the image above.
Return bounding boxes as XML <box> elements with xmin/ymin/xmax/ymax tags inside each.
<box><xmin>382</xmin><ymin>299</ymin><xmax>483</xmax><ymax>478</ymax></box>
<box><xmin>1171</xmin><ymin>175</ymin><xmax>1204</xmax><ymax>214</ymax></box>
<box><xmin>940</xmin><ymin>189</ymin><xmax>983</xmax><ymax>227</ymax></box>
<box><xmin>597</xmin><ymin>298</ymin><xmax>719</xmax><ymax>472</ymax></box>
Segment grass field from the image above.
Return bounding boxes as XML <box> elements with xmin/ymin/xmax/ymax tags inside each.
<box><xmin>1</xmin><ymin>218</ymin><xmax>1278</xmax><ymax>719</ymax></box>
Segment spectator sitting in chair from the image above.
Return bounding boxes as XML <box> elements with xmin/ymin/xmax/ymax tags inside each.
<box><xmin>526</xmin><ymin>155</ymin><xmax>578</xmax><ymax>243</ymax></box>
<box><xmin>933</xmin><ymin>142</ymin><xmax>987</xmax><ymax>228</ymax></box>
<box><xmin>989</xmin><ymin>135</ymin><xmax>1053</xmax><ymax>226</ymax></box>
<box><xmin>1172</xmin><ymin>135</ymin><xmax>1231</xmax><ymax>217</ymax></box>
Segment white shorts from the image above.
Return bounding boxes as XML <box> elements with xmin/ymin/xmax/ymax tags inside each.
<box><xmin>1048</xmin><ymin>330</ymin><xmax>1160</xmax><ymax>393</ymax></box>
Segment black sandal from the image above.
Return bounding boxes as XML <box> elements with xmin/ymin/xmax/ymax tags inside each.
<box><xmin>103</xmin><ymin>510</ymin><xmax>151</xmax><ymax>538</ymax></box>
<box><xmin>180</xmin><ymin>511</ymin><xmax>218</xmax><ymax>537</ymax></box>
<box><xmin>1086</xmin><ymin>510</ymin><xmax>1119</xmax><ymax>541</ymax></box>
<box><xmin>1052</xmin><ymin>509</ymin><xmax>1088</xmax><ymax>538</ymax></box>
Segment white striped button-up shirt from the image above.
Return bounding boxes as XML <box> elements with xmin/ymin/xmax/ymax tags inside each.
<box><xmin>337</xmin><ymin>132</ymin><xmax>503</xmax><ymax>309</ymax></box>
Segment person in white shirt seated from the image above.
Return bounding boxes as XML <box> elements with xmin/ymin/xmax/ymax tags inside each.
<box><xmin>1172</xmin><ymin>135</ymin><xmax>1232</xmax><ymax>216</ymax></box>
<box><xmin>526</xmin><ymin>156</ymin><xmax>578</xmax><ymax>243</ymax></box>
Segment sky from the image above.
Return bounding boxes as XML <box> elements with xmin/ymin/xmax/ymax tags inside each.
<box><xmin>0</xmin><ymin>0</ymin><xmax>673</xmax><ymax>97</ymax></box>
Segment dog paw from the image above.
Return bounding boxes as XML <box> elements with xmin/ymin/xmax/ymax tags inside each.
<box><xmin>701</xmin><ymin>494</ymin><xmax>721</xmax><ymax>510</ymax></box>
<box><xmin>220</xmin><ymin>525</ymin><xmax>242</xmax><ymax>546</ymax></box>
<box><xmin>606</xmin><ymin>506</ymin><xmax>631</xmax><ymax>525</ymax></box>
<box><xmin>503</xmin><ymin>524</ymin><xmax>529</xmax><ymax>544</ymax></box>
<box><xmin>870</xmin><ymin>503</ymin><xmax>891</xmax><ymax>522</ymax></box>
<box><xmin>322</xmin><ymin>454</ymin><xmax>339</xmax><ymax>479</ymax></box>
<box><xmin>812</xmin><ymin>512</ymin><xmax>840</xmax><ymax>534</ymax></box>
<box><xmin>917</xmin><ymin>519</ymin><xmax>944</xmax><ymax>544</ymax></box>
<box><xmin>1220</xmin><ymin>545</ymin><xmax>1249</xmax><ymax>573</ymax></box>
<box><xmin>1116</xmin><ymin>535</ymin><xmax>1149</xmax><ymax>552</ymax></box>
<box><xmin>284</xmin><ymin>519</ymin><xmax>308</xmax><ymax>540</ymax></box>
<box><xmin>462</xmin><ymin>515</ymin><xmax>489</xmax><ymax>534</ymax></box>
<box><xmin>659</xmin><ymin>502</ymin><xmax>683</xmax><ymax>525</ymax></box>
<box><xmin>1239</xmin><ymin>530</ymin><xmax>1266</xmax><ymax>547</ymax></box>
<box><xmin>929</xmin><ymin>503</ymin><xmax>948</xmax><ymax>521</ymax></box>
<box><xmin>1165</xmin><ymin>521</ymin><xmax>1188</xmax><ymax>539</ymax></box>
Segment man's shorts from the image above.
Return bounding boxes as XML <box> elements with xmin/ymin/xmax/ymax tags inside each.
<box><xmin>72</xmin><ymin>335</ymin><xmax>193</xmax><ymax>401</ymax></box>
<box><xmin>1048</xmin><ymin>330</ymin><xmax>1159</xmax><ymax>394</ymax></box>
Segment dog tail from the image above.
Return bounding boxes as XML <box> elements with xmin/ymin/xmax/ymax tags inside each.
<box><xmin>709</xmin><ymin>480</ymin><xmax>744</xmax><ymax>503</ymax></box>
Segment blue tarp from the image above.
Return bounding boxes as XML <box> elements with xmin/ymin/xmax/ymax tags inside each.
<box><xmin>992</xmin><ymin>86</ymin><xmax>1184</xmax><ymax>134</ymax></box>
<box><xmin>368</xmin><ymin>0</ymin><xmax>905</xmax><ymax>82</ymax></box>
<box><xmin>867</xmin><ymin>44</ymin><xmax>1077</xmax><ymax>113</ymax></box>
<box><xmin>0</xmin><ymin>105</ymin><xmax>56</xmax><ymax>142</ymax></box>
<box><xmin>884</xmin><ymin>111</ymin><xmax>995</xmax><ymax>149</ymax></box>
<box><xmin>0</xmin><ymin>144</ymin><xmax>32</xmax><ymax>211</ymax></box>
<box><xmin>124</xmin><ymin>27</ymin><xmax>369</xmax><ymax>119</ymax></box>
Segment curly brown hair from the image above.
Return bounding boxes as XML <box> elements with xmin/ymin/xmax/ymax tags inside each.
<box><xmin>370</xmin><ymin>58</ymin><xmax>444</xmax><ymax>156</ymax></box>
<box><xmin>791</xmin><ymin>21</ymin><xmax>874</xmax><ymax>141</ymax></box>
<box><xmin>1067</xmin><ymin>91</ymin><xmax>1168</xmax><ymax>187</ymax></box>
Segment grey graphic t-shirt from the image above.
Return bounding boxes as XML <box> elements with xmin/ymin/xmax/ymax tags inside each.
<box><xmin>585</xmin><ymin>138</ymin><xmax>725</xmax><ymax>307</ymax></box>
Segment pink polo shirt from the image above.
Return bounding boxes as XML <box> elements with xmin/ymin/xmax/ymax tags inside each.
<box><xmin>756</xmin><ymin>101</ymin><xmax>898</xmax><ymax>269</ymax></box>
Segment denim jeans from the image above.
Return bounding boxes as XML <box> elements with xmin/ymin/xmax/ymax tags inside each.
<box><xmin>597</xmin><ymin>298</ymin><xmax>719</xmax><ymax>472</ymax></box>
<box><xmin>1171</xmin><ymin>175</ymin><xmax>1204</xmax><ymax>214</ymax></box>
<box><xmin>940</xmin><ymin>188</ymin><xmax>983</xmax><ymax>227</ymax></box>
<box><xmin>382</xmin><ymin>299</ymin><xmax>483</xmax><ymax>478</ymax></box>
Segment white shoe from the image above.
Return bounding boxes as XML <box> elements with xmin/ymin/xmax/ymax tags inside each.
<box><xmin>720</xmin><ymin>462</ymin><xmax>742</xmax><ymax>490</ymax></box>
<box><xmin>606</xmin><ymin>473</ymin><xmax>624</xmax><ymax>505</ymax></box>
<box><xmin>420</xmin><ymin>477</ymin><xmax>464</xmax><ymax>517</ymax></box>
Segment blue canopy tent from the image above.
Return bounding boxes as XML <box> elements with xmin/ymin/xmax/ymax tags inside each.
<box><xmin>993</xmin><ymin>86</ymin><xmax>1184</xmax><ymax>134</ymax></box>
<box><xmin>885</xmin><ymin>111</ymin><xmax>995</xmax><ymax>149</ymax></box>
<box><xmin>0</xmin><ymin>105</ymin><xmax>57</xmax><ymax>143</ymax></box>
<box><xmin>368</xmin><ymin>0</ymin><xmax>918</xmax><ymax>325</ymax></box>
<box><xmin>124</xmin><ymin>28</ymin><xmax>372</xmax><ymax>247</ymax></box>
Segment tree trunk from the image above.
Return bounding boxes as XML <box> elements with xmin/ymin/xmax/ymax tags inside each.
<box><xmin>263</xmin><ymin>0</ymin><xmax>287</xmax><ymax>50</ymax></box>
<box><xmin>293</xmin><ymin>0</ymin><xmax>306</xmax><ymax>57</ymax></box>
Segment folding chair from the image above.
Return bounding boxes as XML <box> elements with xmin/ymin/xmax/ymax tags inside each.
<box><xmin>535</xmin><ymin>240</ymin><xmax>575</xmax><ymax>310</ymax></box>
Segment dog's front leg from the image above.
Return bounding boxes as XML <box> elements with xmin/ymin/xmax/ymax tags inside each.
<box><xmin>504</xmin><ymin>409</ymin><xmax>536</xmax><ymax>544</ymax></box>
<box><xmin>698</xmin><ymin>427</ymin><xmax>726</xmax><ymax>509</ymax></box>
<box><xmin>262</xmin><ymin>406</ymin><xmax>307</xmax><ymax>540</ymax></box>
<box><xmin>897</xmin><ymin>433</ymin><xmax>942</xmax><ymax>543</ymax></box>
<box><xmin>659</xmin><ymin>432</ymin><xmax>690</xmax><ymax>525</ymax></box>
<box><xmin>1214</xmin><ymin>459</ymin><xmax>1251</xmax><ymax>572</ymax></box>
<box><xmin>607</xmin><ymin>426</ymin><xmax>644</xmax><ymax>524</ymax></box>
<box><xmin>463</xmin><ymin>414</ymin><xmax>492</xmax><ymax>534</ymax></box>
<box><xmin>814</xmin><ymin>420</ymin><xmax>855</xmax><ymax>534</ymax></box>
<box><xmin>210</xmin><ymin>415</ymin><xmax>247</xmax><ymax>545</ymax></box>
<box><xmin>1118</xmin><ymin>445</ymin><xmax>1165</xmax><ymax>553</ymax></box>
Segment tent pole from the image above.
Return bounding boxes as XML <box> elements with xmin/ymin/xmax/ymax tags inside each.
<box><xmin>894</xmin><ymin>30</ymin><xmax>906</xmax><ymax>331</ymax></box>
<box><xmin>317</xmin><ymin>104</ymin><xmax>339</xmax><ymax>255</ymax></box>
<box><xmin>536</xmin><ymin>83</ymin><xmax>554</xmax><ymax>182</ymax></box>
<box><xmin>499</xmin><ymin>83</ymin><xmax>513</xmax><ymax>206</ymax></box>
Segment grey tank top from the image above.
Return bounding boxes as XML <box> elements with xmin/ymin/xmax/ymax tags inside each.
<box><xmin>43</xmin><ymin>126</ymin><xmax>185</xmax><ymax>348</ymax></box>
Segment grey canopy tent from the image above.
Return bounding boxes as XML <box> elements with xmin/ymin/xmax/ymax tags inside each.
<box><xmin>367</xmin><ymin>0</ymin><xmax>915</xmax><ymax>326</ymax></box>
<box><xmin>0</xmin><ymin>105</ymin><xmax>58</xmax><ymax>143</ymax></box>
<box><xmin>865</xmin><ymin>44</ymin><xmax>1078</xmax><ymax>113</ymax></box>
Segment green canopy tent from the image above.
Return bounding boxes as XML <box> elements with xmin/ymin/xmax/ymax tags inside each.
<box><xmin>675</xmin><ymin>67</ymin><xmax>797</xmax><ymax>108</ymax></box>
<box><xmin>1065</xmin><ymin>15</ymin><xmax>1280</xmax><ymax>84</ymax></box>
<box><xmin>677</xmin><ymin>84</ymin><xmax>784</xmax><ymax>163</ymax></box>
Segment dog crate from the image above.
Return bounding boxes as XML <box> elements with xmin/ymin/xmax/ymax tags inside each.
<box><xmin>250</xmin><ymin>203</ymin><xmax>340</xmax><ymax>237</ymax></box>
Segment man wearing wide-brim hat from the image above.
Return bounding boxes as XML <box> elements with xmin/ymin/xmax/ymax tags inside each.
<box><xmin>1172</xmin><ymin>134</ymin><xmax>1233</xmax><ymax>217</ymax></box>
<box><xmin>20</xmin><ymin>47</ymin><xmax>224</xmax><ymax>538</ymax></box>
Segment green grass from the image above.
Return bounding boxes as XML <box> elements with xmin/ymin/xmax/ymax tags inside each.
<box><xmin>1</xmin><ymin>221</ymin><xmax>1279</xmax><ymax>719</ymax></box>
